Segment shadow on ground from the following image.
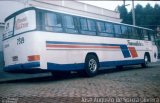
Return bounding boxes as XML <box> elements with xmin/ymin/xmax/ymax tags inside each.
<box><xmin>0</xmin><ymin>64</ymin><xmax>156</xmax><ymax>84</ymax></box>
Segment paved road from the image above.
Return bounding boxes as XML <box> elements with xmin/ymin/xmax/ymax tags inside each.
<box><xmin>0</xmin><ymin>62</ymin><xmax>160</xmax><ymax>103</ymax></box>
<box><xmin>0</xmin><ymin>70</ymin><xmax>51</xmax><ymax>82</ymax></box>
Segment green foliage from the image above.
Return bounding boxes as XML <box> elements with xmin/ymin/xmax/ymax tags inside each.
<box><xmin>117</xmin><ymin>3</ymin><xmax>160</xmax><ymax>30</ymax></box>
<box><xmin>118</xmin><ymin>5</ymin><xmax>128</xmax><ymax>23</ymax></box>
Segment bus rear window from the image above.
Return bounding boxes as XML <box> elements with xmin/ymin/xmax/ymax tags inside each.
<box><xmin>14</xmin><ymin>10</ymin><xmax>36</xmax><ymax>35</ymax></box>
<box><xmin>4</xmin><ymin>9</ymin><xmax>36</xmax><ymax>40</ymax></box>
<box><xmin>3</xmin><ymin>18</ymin><xmax>14</xmax><ymax>40</ymax></box>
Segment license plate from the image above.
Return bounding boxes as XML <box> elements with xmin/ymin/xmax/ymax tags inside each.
<box><xmin>12</xmin><ymin>56</ymin><xmax>18</xmax><ymax>61</ymax></box>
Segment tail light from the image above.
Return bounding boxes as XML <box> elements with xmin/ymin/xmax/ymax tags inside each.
<box><xmin>28</xmin><ymin>55</ymin><xmax>40</xmax><ymax>61</ymax></box>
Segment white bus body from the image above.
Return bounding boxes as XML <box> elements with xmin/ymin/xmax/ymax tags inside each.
<box><xmin>3</xmin><ymin>7</ymin><xmax>158</xmax><ymax>76</ymax></box>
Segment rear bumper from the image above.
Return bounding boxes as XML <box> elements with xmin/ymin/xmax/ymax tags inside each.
<box><xmin>3</xmin><ymin>62</ymin><xmax>42</xmax><ymax>73</ymax></box>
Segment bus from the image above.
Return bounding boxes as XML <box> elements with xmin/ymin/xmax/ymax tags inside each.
<box><xmin>3</xmin><ymin>7</ymin><xmax>158</xmax><ymax>77</ymax></box>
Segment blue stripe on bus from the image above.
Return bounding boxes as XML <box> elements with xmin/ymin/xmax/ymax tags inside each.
<box><xmin>120</xmin><ymin>45</ymin><xmax>131</xmax><ymax>58</ymax></box>
<box><xmin>100</xmin><ymin>59</ymin><xmax>144</xmax><ymax>67</ymax></box>
<box><xmin>47</xmin><ymin>59</ymin><xmax>144</xmax><ymax>71</ymax></box>
<box><xmin>47</xmin><ymin>62</ymin><xmax>84</xmax><ymax>71</ymax></box>
<box><xmin>4</xmin><ymin>62</ymin><xmax>40</xmax><ymax>72</ymax></box>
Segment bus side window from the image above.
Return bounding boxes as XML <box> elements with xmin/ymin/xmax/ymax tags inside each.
<box><xmin>147</xmin><ymin>30</ymin><xmax>151</xmax><ymax>41</ymax></box>
<box><xmin>44</xmin><ymin>12</ymin><xmax>63</xmax><ymax>32</ymax></box>
<box><xmin>97</xmin><ymin>21</ymin><xmax>114</xmax><ymax>37</ymax></box>
<box><xmin>80</xmin><ymin>18</ymin><xmax>88</xmax><ymax>31</ymax></box>
<box><xmin>114</xmin><ymin>24</ymin><xmax>122</xmax><ymax>37</ymax></box>
<box><xmin>149</xmin><ymin>31</ymin><xmax>156</xmax><ymax>43</ymax></box>
<box><xmin>131</xmin><ymin>27</ymin><xmax>140</xmax><ymax>39</ymax></box>
<box><xmin>121</xmin><ymin>25</ymin><xmax>129</xmax><ymax>38</ymax></box>
<box><xmin>87</xmin><ymin>19</ymin><xmax>96</xmax><ymax>32</ymax></box>
<box><xmin>143</xmin><ymin>30</ymin><xmax>149</xmax><ymax>41</ymax></box>
<box><xmin>36</xmin><ymin>11</ymin><xmax>43</xmax><ymax>30</ymax></box>
<box><xmin>80</xmin><ymin>18</ymin><xmax>96</xmax><ymax>35</ymax></box>
<box><xmin>137</xmin><ymin>28</ymin><xmax>143</xmax><ymax>40</ymax></box>
<box><xmin>63</xmin><ymin>15</ymin><xmax>78</xmax><ymax>33</ymax></box>
<box><xmin>135</xmin><ymin>28</ymin><xmax>139</xmax><ymax>39</ymax></box>
<box><xmin>105</xmin><ymin>22</ymin><xmax>114</xmax><ymax>37</ymax></box>
<box><xmin>128</xmin><ymin>26</ymin><xmax>132</xmax><ymax>39</ymax></box>
<box><xmin>97</xmin><ymin>21</ymin><xmax>106</xmax><ymax>33</ymax></box>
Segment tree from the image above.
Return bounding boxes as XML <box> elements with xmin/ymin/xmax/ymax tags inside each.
<box><xmin>154</xmin><ymin>4</ymin><xmax>160</xmax><ymax>30</ymax></box>
<box><xmin>117</xmin><ymin>3</ymin><xmax>160</xmax><ymax>30</ymax></box>
<box><xmin>143</xmin><ymin>4</ymin><xmax>154</xmax><ymax>29</ymax></box>
<box><xmin>134</xmin><ymin>4</ymin><xmax>144</xmax><ymax>26</ymax></box>
<box><xmin>117</xmin><ymin>5</ymin><xmax>129</xmax><ymax>24</ymax></box>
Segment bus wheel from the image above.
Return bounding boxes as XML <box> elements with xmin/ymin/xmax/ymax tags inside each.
<box><xmin>141</xmin><ymin>55</ymin><xmax>149</xmax><ymax>68</ymax></box>
<box><xmin>84</xmin><ymin>55</ymin><xmax>99</xmax><ymax>77</ymax></box>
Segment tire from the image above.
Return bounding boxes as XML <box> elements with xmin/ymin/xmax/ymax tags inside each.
<box><xmin>51</xmin><ymin>71</ymin><xmax>70</xmax><ymax>78</ymax></box>
<box><xmin>84</xmin><ymin>55</ymin><xmax>99</xmax><ymax>77</ymax></box>
<box><xmin>141</xmin><ymin>55</ymin><xmax>149</xmax><ymax>68</ymax></box>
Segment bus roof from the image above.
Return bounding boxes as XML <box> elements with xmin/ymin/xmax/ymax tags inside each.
<box><xmin>5</xmin><ymin>7</ymin><xmax>153</xmax><ymax>31</ymax></box>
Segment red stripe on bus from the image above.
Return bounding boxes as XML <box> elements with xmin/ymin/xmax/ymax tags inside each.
<box><xmin>46</xmin><ymin>45</ymin><xmax>120</xmax><ymax>49</ymax></box>
<box><xmin>128</xmin><ymin>47</ymin><xmax>138</xmax><ymax>58</ymax></box>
